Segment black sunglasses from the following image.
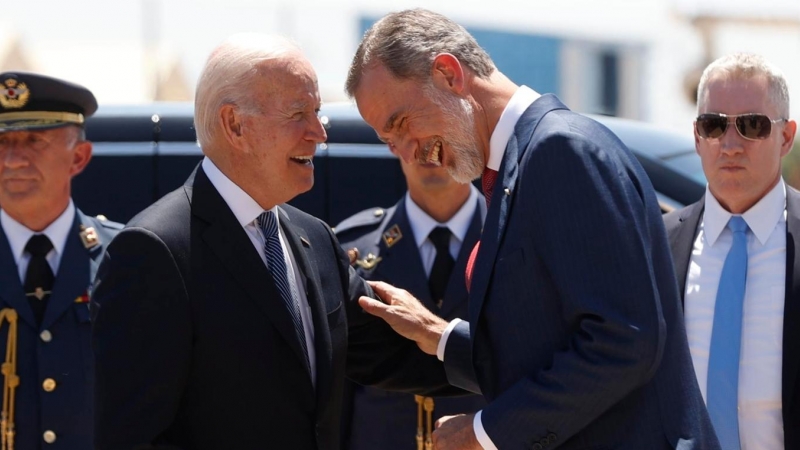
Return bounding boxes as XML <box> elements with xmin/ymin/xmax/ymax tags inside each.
<box><xmin>695</xmin><ymin>113</ymin><xmax>787</xmax><ymax>141</ymax></box>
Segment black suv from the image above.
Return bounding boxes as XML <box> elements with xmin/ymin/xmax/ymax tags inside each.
<box><xmin>77</xmin><ymin>102</ymin><xmax>704</xmax><ymax>225</ymax></box>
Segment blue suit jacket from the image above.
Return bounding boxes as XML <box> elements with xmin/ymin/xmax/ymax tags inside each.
<box><xmin>442</xmin><ymin>95</ymin><xmax>720</xmax><ymax>449</ymax></box>
<box><xmin>335</xmin><ymin>190</ymin><xmax>487</xmax><ymax>450</ymax></box>
<box><xmin>664</xmin><ymin>189</ymin><xmax>800</xmax><ymax>450</ymax></box>
<box><xmin>0</xmin><ymin>208</ymin><xmax>120</xmax><ymax>450</ymax></box>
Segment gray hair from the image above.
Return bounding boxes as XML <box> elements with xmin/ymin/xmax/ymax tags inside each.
<box><xmin>345</xmin><ymin>8</ymin><xmax>495</xmax><ymax>98</ymax></box>
<box><xmin>697</xmin><ymin>52</ymin><xmax>791</xmax><ymax>118</ymax></box>
<box><xmin>194</xmin><ymin>33</ymin><xmax>301</xmax><ymax>148</ymax></box>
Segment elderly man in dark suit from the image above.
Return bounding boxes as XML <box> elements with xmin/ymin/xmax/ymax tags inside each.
<box><xmin>0</xmin><ymin>71</ymin><xmax>121</xmax><ymax>450</ymax></box>
<box><xmin>336</xmin><ymin>144</ymin><xmax>486</xmax><ymax>449</ymax></box>
<box><xmin>664</xmin><ymin>53</ymin><xmax>798</xmax><ymax>450</ymax></box>
<box><xmin>347</xmin><ymin>9</ymin><xmax>720</xmax><ymax>450</ymax></box>
<box><xmin>91</xmin><ymin>33</ymin><xmax>453</xmax><ymax>450</ymax></box>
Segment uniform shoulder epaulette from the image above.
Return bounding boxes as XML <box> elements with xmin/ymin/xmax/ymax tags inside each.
<box><xmin>333</xmin><ymin>207</ymin><xmax>389</xmax><ymax>235</ymax></box>
<box><xmin>94</xmin><ymin>215</ymin><xmax>124</xmax><ymax>230</ymax></box>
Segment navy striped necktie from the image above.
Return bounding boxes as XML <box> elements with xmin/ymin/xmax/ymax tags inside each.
<box><xmin>256</xmin><ymin>211</ymin><xmax>309</xmax><ymax>368</ymax></box>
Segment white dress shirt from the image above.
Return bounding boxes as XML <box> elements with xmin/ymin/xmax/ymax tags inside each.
<box><xmin>405</xmin><ymin>186</ymin><xmax>479</xmax><ymax>276</ymax></box>
<box><xmin>1</xmin><ymin>200</ymin><xmax>75</xmax><ymax>282</ymax></box>
<box><xmin>434</xmin><ymin>85</ymin><xmax>540</xmax><ymax>450</ymax></box>
<box><xmin>202</xmin><ymin>157</ymin><xmax>317</xmax><ymax>387</ymax></box>
<box><xmin>685</xmin><ymin>180</ymin><xmax>787</xmax><ymax>449</ymax></box>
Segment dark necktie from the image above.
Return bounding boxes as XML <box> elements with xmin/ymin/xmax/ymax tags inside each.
<box><xmin>707</xmin><ymin>216</ymin><xmax>749</xmax><ymax>450</ymax></box>
<box><xmin>24</xmin><ymin>234</ymin><xmax>54</xmax><ymax>325</ymax></box>
<box><xmin>465</xmin><ymin>168</ymin><xmax>499</xmax><ymax>291</ymax></box>
<box><xmin>428</xmin><ymin>227</ymin><xmax>454</xmax><ymax>309</ymax></box>
<box><xmin>256</xmin><ymin>211</ymin><xmax>310</xmax><ymax>369</ymax></box>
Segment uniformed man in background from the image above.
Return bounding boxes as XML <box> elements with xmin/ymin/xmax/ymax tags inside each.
<box><xmin>0</xmin><ymin>71</ymin><xmax>120</xmax><ymax>449</ymax></box>
<box><xmin>335</xmin><ymin>146</ymin><xmax>486</xmax><ymax>450</ymax></box>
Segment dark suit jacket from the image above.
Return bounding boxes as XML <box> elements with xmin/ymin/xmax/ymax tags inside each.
<box><xmin>0</xmin><ymin>208</ymin><xmax>120</xmax><ymax>450</ymax></box>
<box><xmin>664</xmin><ymin>188</ymin><xmax>800</xmax><ymax>449</ymax></box>
<box><xmin>442</xmin><ymin>94</ymin><xmax>720</xmax><ymax>449</ymax></box>
<box><xmin>91</xmin><ymin>166</ymin><xmax>454</xmax><ymax>450</ymax></box>
<box><xmin>335</xmin><ymin>191</ymin><xmax>487</xmax><ymax>450</ymax></box>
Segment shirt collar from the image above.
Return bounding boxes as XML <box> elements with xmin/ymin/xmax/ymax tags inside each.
<box><xmin>202</xmin><ymin>157</ymin><xmax>277</xmax><ymax>228</ymax></box>
<box><xmin>1</xmin><ymin>199</ymin><xmax>75</xmax><ymax>262</ymax></box>
<box><xmin>405</xmin><ymin>185</ymin><xmax>479</xmax><ymax>249</ymax></box>
<box><xmin>486</xmin><ymin>85</ymin><xmax>541</xmax><ymax>171</ymax></box>
<box><xmin>703</xmin><ymin>179</ymin><xmax>786</xmax><ymax>246</ymax></box>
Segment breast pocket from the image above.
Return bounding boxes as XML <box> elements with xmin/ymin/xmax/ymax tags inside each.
<box><xmin>326</xmin><ymin>300</ymin><xmax>345</xmax><ymax>330</ymax></box>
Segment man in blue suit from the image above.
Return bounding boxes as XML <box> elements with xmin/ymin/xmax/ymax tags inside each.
<box><xmin>346</xmin><ymin>9</ymin><xmax>720</xmax><ymax>450</ymax></box>
<box><xmin>336</xmin><ymin>146</ymin><xmax>486</xmax><ymax>449</ymax></box>
<box><xmin>0</xmin><ymin>71</ymin><xmax>121</xmax><ymax>449</ymax></box>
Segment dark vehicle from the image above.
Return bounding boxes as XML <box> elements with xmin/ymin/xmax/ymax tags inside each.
<box><xmin>78</xmin><ymin>102</ymin><xmax>704</xmax><ymax>225</ymax></box>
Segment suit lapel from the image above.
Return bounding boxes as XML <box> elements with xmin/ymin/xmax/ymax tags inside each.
<box><xmin>371</xmin><ymin>200</ymin><xmax>433</xmax><ymax>308</ymax></box>
<box><xmin>666</xmin><ymin>199</ymin><xmax>704</xmax><ymax>305</ymax></box>
<box><xmin>783</xmin><ymin>188</ymin><xmax>800</xmax><ymax>413</ymax></box>
<box><xmin>0</xmin><ymin>225</ymin><xmax>36</xmax><ymax>328</ymax></box>
<box><xmin>469</xmin><ymin>95</ymin><xmax>567</xmax><ymax>324</ymax></box>
<box><xmin>41</xmin><ymin>212</ymin><xmax>98</xmax><ymax>330</ymax></box>
<box><xmin>191</xmin><ymin>168</ymin><xmax>312</xmax><ymax>385</ymax></box>
<box><xmin>278</xmin><ymin>207</ymin><xmax>329</xmax><ymax>405</ymax></box>
<box><xmin>440</xmin><ymin>196</ymin><xmax>484</xmax><ymax>318</ymax></box>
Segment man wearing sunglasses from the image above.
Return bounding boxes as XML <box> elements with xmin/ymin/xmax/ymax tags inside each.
<box><xmin>665</xmin><ymin>53</ymin><xmax>798</xmax><ymax>450</ymax></box>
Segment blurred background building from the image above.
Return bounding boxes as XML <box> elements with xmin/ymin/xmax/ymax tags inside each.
<box><xmin>3</xmin><ymin>0</ymin><xmax>800</xmax><ymax>179</ymax></box>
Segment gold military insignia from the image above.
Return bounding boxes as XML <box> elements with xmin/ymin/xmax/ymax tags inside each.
<box><xmin>382</xmin><ymin>224</ymin><xmax>402</xmax><ymax>248</ymax></box>
<box><xmin>79</xmin><ymin>225</ymin><xmax>100</xmax><ymax>249</ymax></box>
<box><xmin>354</xmin><ymin>253</ymin><xmax>382</xmax><ymax>270</ymax></box>
<box><xmin>26</xmin><ymin>287</ymin><xmax>50</xmax><ymax>301</ymax></box>
<box><xmin>0</xmin><ymin>78</ymin><xmax>30</xmax><ymax>109</ymax></box>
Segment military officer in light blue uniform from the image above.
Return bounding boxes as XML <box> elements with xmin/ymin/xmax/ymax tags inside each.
<box><xmin>0</xmin><ymin>71</ymin><xmax>121</xmax><ymax>449</ymax></box>
<box><xmin>335</xmin><ymin>146</ymin><xmax>486</xmax><ymax>450</ymax></box>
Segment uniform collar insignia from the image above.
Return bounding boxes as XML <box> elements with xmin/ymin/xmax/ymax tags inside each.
<box><xmin>79</xmin><ymin>224</ymin><xmax>100</xmax><ymax>249</ymax></box>
<box><xmin>382</xmin><ymin>224</ymin><xmax>402</xmax><ymax>248</ymax></box>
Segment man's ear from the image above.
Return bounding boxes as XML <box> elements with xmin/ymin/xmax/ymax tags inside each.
<box><xmin>69</xmin><ymin>140</ymin><xmax>92</xmax><ymax>177</ymax></box>
<box><xmin>431</xmin><ymin>53</ymin><xmax>465</xmax><ymax>95</ymax></box>
<box><xmin>780</xmin><ymin>119</ymin><xmax>797</xmax><ymax>158</ymax></box>
<box><xmin>219</xmin><ymin>104</ymin><xmax>246</xmax><ymax>148</ymax></box>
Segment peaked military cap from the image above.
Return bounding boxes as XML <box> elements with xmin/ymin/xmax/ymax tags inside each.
<box><xmin>0</xmin><ymin>71</ymin><xmax>98</xmax><ymax>132</ymax></box>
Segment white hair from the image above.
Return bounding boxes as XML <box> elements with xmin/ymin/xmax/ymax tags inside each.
<box><xmin>697</xmin><ymin>52</ymin><xmax>791</xmax><ymax>118</ymax></box>
<box><xmin>194</xmin><ymin>33</ymin><xmax>301</xmax><ymax>148</ymax></box>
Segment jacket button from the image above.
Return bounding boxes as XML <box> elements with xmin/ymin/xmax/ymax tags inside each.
<box><xmin>532</xmin><ymin>444</ymin><xmax>543</xmax><ymax>450</ymax></box>
<box><xmin>43</xmin><ymin>430</ymin><xmax>56</xmax><ymax>444</ymax></box>
<box><xmin>42</xmin><ymin>378</ymin><xmax>57</xmax><ymax>392</ymax></box>
<box><xmin>40</xmin><ymin>330</ymin><xmax>52</xmax><ymax>342</ymax></box>
<box><xmin>547</xmin><ymin>432</ymin><xmax>557</xmax><ymax>442</ymax></box>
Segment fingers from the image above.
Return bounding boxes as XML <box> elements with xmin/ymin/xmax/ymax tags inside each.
<box><xmin>346</xmin><ymin>248</ymin><xmax>359</xmax><ymax>265</ymax></box>
<box><xmin>358</xmin><ymin>295</ymin><xmax>392</xmax><ymax>318</ymax></box>
<box><xmin>367</xmin><ymin>280</ymin><xmax>400</xmax><ymax>301</ymax></box>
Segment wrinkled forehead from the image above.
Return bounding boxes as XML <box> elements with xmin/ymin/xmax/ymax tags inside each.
<box><xmin>353</xmin><ymin>65</ymin><xmax>424</xmax><ymax>131</ymax></box>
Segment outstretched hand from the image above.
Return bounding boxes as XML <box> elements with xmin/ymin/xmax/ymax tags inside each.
<box><xmin>358</xmin><ymin>280</ymin><xmax>449</xmax><ymax>355</ymax></box>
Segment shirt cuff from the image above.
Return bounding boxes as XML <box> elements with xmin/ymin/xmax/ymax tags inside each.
<box><xmin>436</xmin><ymin>318</ymin><xmax>462</xmax><ymax>361</ymax></box>
<box><xmin>474</xmin><ymin>410</ymin><xmax>499</xmax><ymax>450</ymax></box>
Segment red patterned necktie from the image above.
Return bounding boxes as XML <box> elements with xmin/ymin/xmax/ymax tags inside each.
<box><xmin>465</xmin><ymin>168</ymin><xmax>499</xmax><ymax>291</ymax></box>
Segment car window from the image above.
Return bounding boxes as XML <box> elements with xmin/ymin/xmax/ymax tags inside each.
<box><xmin>663</xmin><ymin>153</ymin><xmax>707</xmax><ymax>185</ymax></box>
